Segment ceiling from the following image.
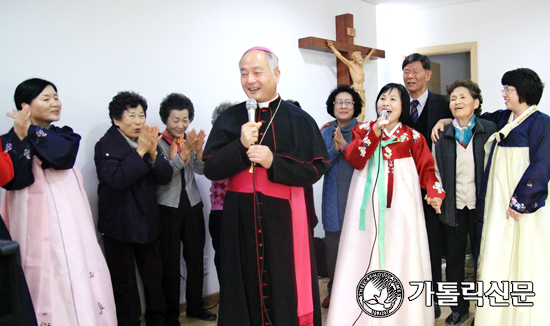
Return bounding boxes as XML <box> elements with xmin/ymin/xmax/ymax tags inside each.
<box><xmin>362</xmin><ymin>0</ymin><xmax>483</xmax><ymax>11</ymax></box>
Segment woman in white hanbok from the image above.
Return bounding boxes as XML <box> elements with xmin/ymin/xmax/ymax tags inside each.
<box><xmin>327</xmin><ymin>83</ymin><xmax>445</xmax><ymax>326</ymax></box>
<box><xmin>474</xmin><ymin>69</ymin><xmax>550</xmax><ymax>326</ymax></box>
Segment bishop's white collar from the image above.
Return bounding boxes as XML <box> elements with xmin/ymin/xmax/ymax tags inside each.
<box><xmin>258</xmin><ymin>94</ymin><xmax>280</xmax><ymax>108</ymax></box>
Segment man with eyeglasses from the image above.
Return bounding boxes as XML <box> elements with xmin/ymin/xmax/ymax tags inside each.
<box><xmin>401</xmin><ymin>53</ymin><xmax>453</xmax><ymax>320</ymax></box>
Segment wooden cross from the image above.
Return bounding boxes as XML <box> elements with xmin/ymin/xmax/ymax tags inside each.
<box><xmin>298</xmin><ymin>13</ymin><xmax>385</xmax><ymax>85</ymax></box>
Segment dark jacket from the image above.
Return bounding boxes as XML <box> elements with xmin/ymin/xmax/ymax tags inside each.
<box><xmin>95</xmin><ymin>125</ymin><xmax>172</xmax><ymax>243</ymax></box>
<box><xmin>402</xmin><ymin>90</ymin><xmax>453</xmax><ymax>149</ymax></box>
<box><xmin>433</xmin><ymin>118</ymin><xmax>498</xmax><ymax>227</ymax></box>
<box><xmin>1</xmin><ymin>126</ymin><xmax>81</xmax><ymax>190</ymax></box>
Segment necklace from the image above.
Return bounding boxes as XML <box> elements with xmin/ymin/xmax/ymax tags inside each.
<box><xmin>257</xmin><ymin>98</ymin><xmax>282</xmax><ymax>145</ymax></box>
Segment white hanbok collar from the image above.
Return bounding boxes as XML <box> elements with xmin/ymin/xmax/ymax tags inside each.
<box><xmin>383</xmin><ymin>122</ymin><xmax>402</xmax><ymax>138</ymax></box>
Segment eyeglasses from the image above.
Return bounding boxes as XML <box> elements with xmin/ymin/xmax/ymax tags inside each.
<box><xmin>334</xmin><ymin>100</ymin><xmax>354</xmax><ymax>107</ymax></box>
<box><xmin>501</xmin><ymin>86</ymin><xmax>516</xmax><ymax>95</ymax></box>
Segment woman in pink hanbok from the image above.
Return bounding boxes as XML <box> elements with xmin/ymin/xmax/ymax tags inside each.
<box><xmin>1</xmin><ymin>78</ymin><xmax>116</xmax><ymax>326</ymax></box>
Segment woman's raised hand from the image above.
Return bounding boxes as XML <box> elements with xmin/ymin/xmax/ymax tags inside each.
<box><xmin>179</xmin><ymin>129</ymin><xmax>197</xmax><ymax>163</ymax></box>
<box><xmin>195</xmin><ymin>129</ymin><xmax>206</xmax><ymax>160</ymax></box>
<box><xmin>372</xmin><ymin>117</ymin><xmax>389</xmax><ymax>138</ymax></box>
<box><xmin>7</xmin><ymin>106</ymin><xmax>31</xmax><ymax>140</ymax></box>
<box><xmin>137</xmin><ymin>125</ymin><xmax>161</xmax><ymax>159</ymax></box>
<box><xmin>148</xmin><ymin>125</ymin><xmax>162</xmax><ymax>161</ymax></box>
<box><xmin>333</xmin><ymin>127</ymin><xmax>346</xmax><ymax>151</ymax></box>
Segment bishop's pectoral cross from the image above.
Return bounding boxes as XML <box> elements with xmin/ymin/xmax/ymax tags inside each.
<box><xmin>299</xmin><ymin>13</ymin><xmax>385</xmax><ymax>121</ymax></box>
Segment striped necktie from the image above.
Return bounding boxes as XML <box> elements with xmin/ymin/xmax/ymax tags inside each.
<box><xmin>410</xmin><ymin>100</ymin><xmax>420</xmax><ymax>123</ymax></box>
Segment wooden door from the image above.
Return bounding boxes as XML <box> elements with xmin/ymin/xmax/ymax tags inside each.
<box><xmin>427</xmin><ymin>61</ymin><xmax>441</xmax><ymax>95</ymax></box>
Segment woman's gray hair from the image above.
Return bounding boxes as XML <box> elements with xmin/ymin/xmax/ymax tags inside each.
<box><xmin>212</xmin><ymin>101</ymin><xmax>238</xmax><ymax>125</ymax></box>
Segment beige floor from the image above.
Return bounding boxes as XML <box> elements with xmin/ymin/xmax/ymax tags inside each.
<box><xmin>161</xmin><ymin>276</ymin><xmax>475</xmax><ymax>326</ymax></box>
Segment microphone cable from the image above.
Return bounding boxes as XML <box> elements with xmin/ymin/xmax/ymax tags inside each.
<box><xmin>352</xmin><ymin>126</ymin><xmax>385</xmax><ymax>326</ymax></box>
<box><xmin>249</xmin><ymin>99</ymin><xmax>282</xmax><ymax>326</ymax></box>
<box><xmin>252</xmin><ymin>165</ymin><xmax>274</xmax><ymax>326</ymax></box>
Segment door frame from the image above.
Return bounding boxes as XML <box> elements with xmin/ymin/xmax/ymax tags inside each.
<box><xmin>410</xmin><ymin>41</ymin><xmax>478</xmax><ymax>83</ymax></box>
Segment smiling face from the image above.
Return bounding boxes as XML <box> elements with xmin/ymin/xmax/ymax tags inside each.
<box><xmin>502</xmin><ymin>85</ymin><xmax>521</xmax><ymax>111</ymax></box>
<box><xmin>165</xmin><ymin>109</ymin><xmax>190</xmax><ymax>139</ymax></box>
<box><xmin>240</xmin><ymin>50</ymin><xmax>280</xmax><ymax>103</ymax></box>
<box><xmin>24</xmin><ymin>85</ymin><xmax>61</xmax><ymax>128</ymax></box>
<box><xmin>402</xmin><ymin>61</ymin><xmax>432</xmax><ymax>98</ymax></box>
<box><xmin>449</xmin><ymin>86</ymin><xmax>478</xmax><ymax>126</ymax></box>
<box><xmin>334</xmin><ymin>92</ymin><xmax>355</xmax><ymax>125</ymax></box>
<box><xmin>377</xmin><ymin>88</ymin><xmax>402</xmax><ymax>131</ymax></box>
<box><xmin>113</xmin><ymin>105</ymin><xmax>146</xmax><ymax>141</ymax></box>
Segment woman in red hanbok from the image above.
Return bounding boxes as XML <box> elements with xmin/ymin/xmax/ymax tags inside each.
<box><xmin>327</xmin><ymin>83</ymin><xmax>445</xmax><ymax>326</ymax></box>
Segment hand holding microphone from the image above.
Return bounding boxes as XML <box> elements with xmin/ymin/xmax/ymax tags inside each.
<box><xmin>373</xmin><ymin>109</ymin><xmax>390</xmax><ymax>137</ymax></box>
<box><xmin>379</xmin><ymin>109</ymin><xmax>390</xmax><ymax>127</ymax></box>
<box><xmin>241</xmin><ymin>99</ymin><xmax>262</xmax><ymax>148</ymax></box>
<box><xmin>242</xmin><ymin>98</ymin><xmax>270</xmax><ymax>171</ymax></box>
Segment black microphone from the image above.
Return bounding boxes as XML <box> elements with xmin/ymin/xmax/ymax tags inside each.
<box><xmin>246</xmin><ymin>98</ymin><xmax>257</xmax><ymax>123</ymax></box>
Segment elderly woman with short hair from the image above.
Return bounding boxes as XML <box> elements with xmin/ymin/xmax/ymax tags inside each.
<box><xmin>95</xmin><ymin>91</ymin><xmax>172</xmax><ymax>326</ymax></box>
<box><xmin>155</xmin><ymin>93</ymin><xmax>217</xmax><ymax>323</ymax></box>
<box><xmin>432</xmin><ymin>79</ymin><xmax>497</xmax><ymax>326</ymax></box>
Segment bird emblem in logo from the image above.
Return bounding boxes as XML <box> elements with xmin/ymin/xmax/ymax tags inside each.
<box><xmin>356</xmin><ymin>270</ymin><xmax>404</xmax><ymax>318</ymax></box>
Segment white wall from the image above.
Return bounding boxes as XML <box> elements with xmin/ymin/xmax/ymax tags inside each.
<box><xmin>0</xmin><ymin>0</ymin><xmax>378</xmax><ymax>299</ymax></box>
<box><xmin>376</xmin><ymin>0</ymin><xmax>550</xmax><ymax>115</ymax></box>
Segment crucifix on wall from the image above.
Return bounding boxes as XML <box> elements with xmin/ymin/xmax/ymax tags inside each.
<box><xmin>299</xmin><ymin>13</ymin><xmax>385</xmax><ymax>121</ymax></box>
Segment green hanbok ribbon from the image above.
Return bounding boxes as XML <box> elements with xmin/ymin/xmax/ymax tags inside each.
<box><xmin>359</xmin><ymin>135</ymin><xmax>404</xmax><ymax>270</ymax></box>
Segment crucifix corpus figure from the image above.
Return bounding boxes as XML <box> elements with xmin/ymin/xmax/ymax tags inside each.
<box><xmin>327</xmin><ymin>40</ymin><xmax>374</xmax><ymax>122</ymax></box>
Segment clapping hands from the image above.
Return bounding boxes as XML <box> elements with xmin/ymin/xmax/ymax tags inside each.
<box><xmin>178</xmin><ymin>128</ymin><xmax>206</xmax><ymax>162</ymax></box>
<box><xmin>195</xmin><ymin>129</ymin><xmax>206</xmax><ymax>160</ymax></box>
<box><xmin>179</xmin><ymin>129</ymin><xmax>197</xmax><ymax>162</ymax></box>
<box><xmin>7</xmin><ymin>106</ymin><xmax>32</xmax><ymax>140</ymax></box>
<box><xmin>137</xmin><ymin>125</ymin><xmax>162</xmax><ymax>161</ymax></box>
<box><xmin>333</xmin><ymin>126</ymin><xmax>346</xmax><ymax>151</ymax></box>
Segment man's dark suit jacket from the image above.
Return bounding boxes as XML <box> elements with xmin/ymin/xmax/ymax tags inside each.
<box><xmin>401</xmin><ymin>89</ymin><xmax>453</xmax><ymax>293</ymax></box>
<box><xmin>401</xmin><ymin>90</ymin><xmax>453</xmax><ymax>149</ymax></box>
